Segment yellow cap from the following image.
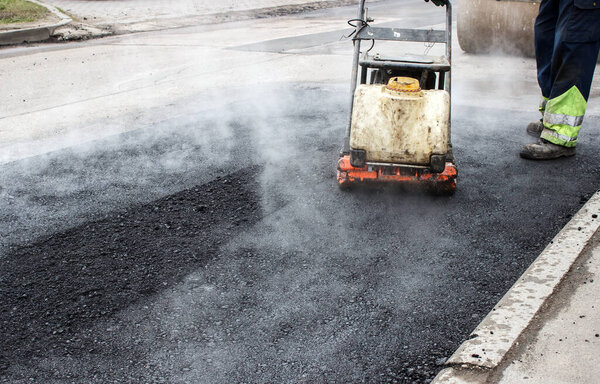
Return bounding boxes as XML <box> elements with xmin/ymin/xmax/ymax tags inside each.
<box><xmin>386</xmin><ymin>77</ymin><xmax>421</xmax><ymax>93</ymax></box>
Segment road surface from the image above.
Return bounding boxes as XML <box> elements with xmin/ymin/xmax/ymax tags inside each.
<box><xmin>1</xmin><ymin>1</ymin><xmax>600</xmax><ymax>383</ymax></box>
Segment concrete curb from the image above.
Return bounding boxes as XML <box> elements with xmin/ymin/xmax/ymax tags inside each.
<box><xmin>2</xmin><ymin>0</ymin><xmax>358</xmax><ymax>44</ymax></box>
<box><xmin>432</xmin><ymin>190</ymin><xmax>600</xmax><ymax>384</ymax></box>
<box><xmin>0</xmin><ymin>0</ymin><xmax>71</xmax><ymax>46</ymax></box>
<box><xmin>62</xmin><ymin>0</ymin><xmax>360</xmax><ymax>36</ymax></box>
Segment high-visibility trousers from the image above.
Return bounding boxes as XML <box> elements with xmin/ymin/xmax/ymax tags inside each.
<box><xmin>535</xmin><ymin>0</ymin><xmax>600</xmax><ymax>147</ymax></box>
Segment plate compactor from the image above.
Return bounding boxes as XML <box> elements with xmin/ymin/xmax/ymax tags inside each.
<box><xmin>337</xmin><ymin>0</ymin><xmax>457</xmax><ymax>192</ymax></box>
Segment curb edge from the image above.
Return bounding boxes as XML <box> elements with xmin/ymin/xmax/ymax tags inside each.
<box><xmin>432</xmin><ymin>190</ymin><xmax>600</xmax><ymax>383</ymax></box>
<box><xmin>0</xmin><ymin>0</ymin><xmax>71</xmax><ymax>45</ymax></box>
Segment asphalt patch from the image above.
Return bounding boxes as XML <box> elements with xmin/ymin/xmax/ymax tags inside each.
<box><xmin>0</xmin><ymin>166</ymin><xmax>262</xmax><ymax>376</ymax></box>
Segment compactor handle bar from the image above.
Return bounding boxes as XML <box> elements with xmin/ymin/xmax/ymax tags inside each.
<box><xmin>352</xmin><ymin>0</ymin><xmax>452</xmax><ymax>61</ymax></box>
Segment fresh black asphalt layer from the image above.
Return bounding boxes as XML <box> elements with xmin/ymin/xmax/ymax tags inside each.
<box><xmin>1</xmin><ymin>84</ymin><xmax>599</xmax><ymax>383</ymax></box>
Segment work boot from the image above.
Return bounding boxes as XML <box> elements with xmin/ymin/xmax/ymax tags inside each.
<box><xmin>526</xmin><ymin>119</ymin><xmax>544</xmax><ymax>136</ymax></box>
<box><xmin>520</xmin><ymin>139</ymin><xmax>576</xmax><ymax>160</ymax></box>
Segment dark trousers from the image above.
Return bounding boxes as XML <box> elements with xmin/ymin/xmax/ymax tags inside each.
<box><xmin>535</xmin><ymin>0</ymin><xmax>600</xmax><ymax>146</ymax></box>
<box><xmin>535</xmin><ymin>0</ymin><xmax>600</xmax><ymax>101</ymax></box>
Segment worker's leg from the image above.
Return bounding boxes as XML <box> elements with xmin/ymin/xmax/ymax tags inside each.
<box><xmin>540</xmin><ymin>0</ymin><xmax>600</xmax><ymax>147</ymax></box>
<box><xmin>535</xmin><ymin>0</ymin><xmax>559</xmax><ymax>104</ymax></box>
<box><xmin>527</xmin><ymin>0</ymin><xmax>558</xmax><ymax>136</ymax></box>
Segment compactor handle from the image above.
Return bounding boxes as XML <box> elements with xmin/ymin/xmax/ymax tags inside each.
<box><xmin>445</xmin><ymin>0</ymin><xmax>452</xmax><ymax>65</ymax></box>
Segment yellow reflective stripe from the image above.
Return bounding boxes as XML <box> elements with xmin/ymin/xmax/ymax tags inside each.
<box><xmin>541</xmin><ymin>128</ymin><xmax>578</xmax><ymax>147</ymax></box>
<box><xmin>541</xmin><ymin>134</ymin><xmax>577</xmax><ymax>148</ymax></box>
<box><xmin>543</xmin><ymin>120</ymin><xmax>581</xmax><ymax>139</ymax></box>
<box><xmin>543</xmin><ymin>112</ymin><xmax>584</xmax><ymax>127</ymax></box>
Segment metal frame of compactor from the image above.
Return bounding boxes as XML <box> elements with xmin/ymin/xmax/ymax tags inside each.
<box><xmin>337</xmin><ymin>0</ymin><xmax>457</xmax><ymax>191</ymax></box>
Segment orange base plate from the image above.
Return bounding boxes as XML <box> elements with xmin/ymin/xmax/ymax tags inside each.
<box><xmin>337</xmin><ymin>155</ymin><xmax>457</xmax><ymax>190</ymax></box>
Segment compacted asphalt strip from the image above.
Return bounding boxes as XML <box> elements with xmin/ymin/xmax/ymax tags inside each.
<box><xmin>1</xmin><ymin>82</ymin><xmax>600</xmax><ymax>383</ymax></box>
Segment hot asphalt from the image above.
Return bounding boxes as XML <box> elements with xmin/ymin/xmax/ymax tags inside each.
<box><xmin>1</xmin><ymin>82</ymin><xmax>600</xmax><ymax>383</ymax></box>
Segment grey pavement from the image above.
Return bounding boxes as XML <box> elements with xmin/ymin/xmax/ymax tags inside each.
<box><xmin>492</xmin><ymin>233</ymin><xmax>600</xmax><ymax>384</ymax></box>
<box><xmin>45</xmin><ymin>0</ymin><xmax>352</xmax><ymax>24</ymax></box>
<box><xmin>1</xmin><ymin>0</ymin><xmax>359</xmax><ymax>44</ymax></box>
<box><xmin>44</xmin><ymin>0</ymin><xmax>359</xmax><ymax>34</ymax></box>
